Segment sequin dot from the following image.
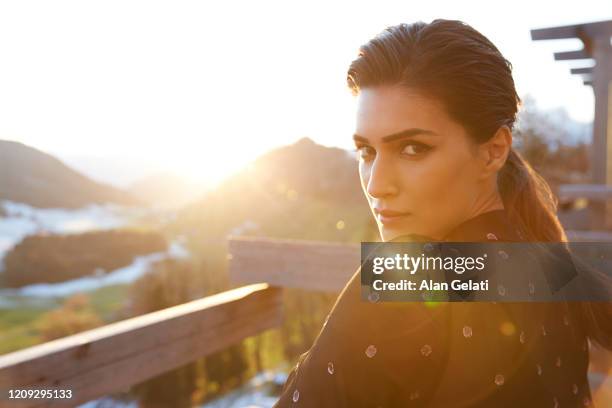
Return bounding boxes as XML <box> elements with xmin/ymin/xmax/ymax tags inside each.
<box><xmin>420</xmin><ymin>344</ymin><xmax>432</xmax><ymax>357</ymax></box>
<box><xmin>498</xmin><ymin>285</ymin><xmax>506</xmax><ymax>296</ymax></box>
<box><xmin>556</xmin><ymin>356</ymin><xmax>562</xmax><ymax>367</ymax></box>
<box><xmin>462</xmin><ymin>325</ymin><xmax>473</xmax><ymax>338</ymax></box>
<box><xmin>365</xmin><ymin>345</ymin><xmax>377</xmax><ymax>358</ymax></box>
<box><xmin>327</xmin><ymin>362</ymin><xmax>334</xmax><ymax>375</ymax></box>
<box><xmin>536</xmin><ymin>364</ymin><xmax>543</xmax><ymax>376</ymax></box>
<box><xmin>500</xmin><ymin>321</ymin><xmax>516</xmax><ymax>336</ymax></box>
<box><xmin>494</xmin><ymin>374</ymin><xmax>505</xmax><ymax>386</ymax></box>
<box><xmin>409</xmin><ymin>391</ymin><xmax>420</xmax><ymax>400</ymax></box>
<box><xmin>519</xmin><ymin>331</ymin><xmax>526</xmax><ymax>344</ymax></box>
<box><xmin>498</xmin><ymin>250</ymin><xmax>509</xmax><ymax>260</ymax></box>
<box><xmin>292</xmin><ymin>389</ymin><xmax>300</xmax><ymax>402</ymax></box>
<box><xmin>368</xmin><ymin>291</ymin><xmax>380</xmax><ymax>303</ymax></box>
<box><xmin>486</xmin><ymin>232</ymin><xmax>498</xmax><ymax>240</ymax></box>
<box><xmin>572</xmin><ymin>384</ymin><xmax>579</xmax><ymax>395</ymax></box>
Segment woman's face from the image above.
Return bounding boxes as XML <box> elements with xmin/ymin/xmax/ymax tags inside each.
<box><xmin>354</xmin><ymin>86</ymin><xmax>491</xmax><ymax>242</ymax></box>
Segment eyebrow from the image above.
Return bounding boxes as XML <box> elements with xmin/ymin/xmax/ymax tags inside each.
<box><xmin>353</xmin><ymin>128</ymin><xmax>438</xmax><ymax>144</ymax></box>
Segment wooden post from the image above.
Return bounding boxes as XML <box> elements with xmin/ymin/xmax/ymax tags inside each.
<box><xmin>589</xmin><ymin>35</ymin><xmax>612</xmax><ymax>228</ymax></box>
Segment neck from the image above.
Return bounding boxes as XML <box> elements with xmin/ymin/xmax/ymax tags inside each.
<box><xmin>469</xmin><ymin>187</ymin><xmax>505</xmax><ymax>220</ymax></box>
<box><xmin>383</xmin><ymin>187</ymin><xmax>506</xmax><ymax>243</ymax></box>
<box><xmin>435</xmin><ymin>188</ymin><xmax>504</xmax><ymax>241</ymax></box>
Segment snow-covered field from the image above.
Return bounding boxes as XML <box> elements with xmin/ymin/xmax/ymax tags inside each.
<box><xmin>0</xmin><ymin>200</ymin><xmax>187</xmax><ymax>304</ymax></box>
<box><xmin>201</xmin><ymin>371</ymin><xmax>286</xmax><ymax>408</ymax></box>
<box><xmin>77</xmin><ymin>371</ymin><xmax>287</xmax><ymax>408</ymax></box>
<box><xmin>0</xmin><ymin>200</ymin><xmax>148</xmax><ymax>263</ymax></box>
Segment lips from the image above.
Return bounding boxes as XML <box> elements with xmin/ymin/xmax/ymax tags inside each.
<box><xmin>374</xmin><ymin>208</ymin><xmax>412</xmax><ymax>225</ymax></box>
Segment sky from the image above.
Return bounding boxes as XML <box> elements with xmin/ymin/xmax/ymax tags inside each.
<box><xmin>0</xmin><ymin>0</ymin><xmax>610</xmax><ymax>187</ymax></box>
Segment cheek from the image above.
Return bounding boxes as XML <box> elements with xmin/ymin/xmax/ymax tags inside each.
<box><xmin>400</xmin><ymin>148</ymin><xmax>478</xmax><ymax>212</ymax></box>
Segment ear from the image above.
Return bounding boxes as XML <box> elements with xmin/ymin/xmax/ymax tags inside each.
<box><xmin>478</xmin><ymin>125</ymin><xmax>512</xmax><ymax>179</ymax></box>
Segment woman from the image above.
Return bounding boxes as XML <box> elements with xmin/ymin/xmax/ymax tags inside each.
<box><xmin>274</xmin><ymin>19</ymin><xmax>611</xmax><ymax>407</ymax></box>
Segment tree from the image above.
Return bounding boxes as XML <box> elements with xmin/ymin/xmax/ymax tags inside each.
<box><xmin>37</xmin><ymin>294</ymin><xmax>102</xmax><ymax>341</ymax></box>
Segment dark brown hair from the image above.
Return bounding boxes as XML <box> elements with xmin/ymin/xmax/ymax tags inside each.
<box><xmin>347</xmin><ymin>19</ymin><xmax>611</xmax><ymax>350</ymax></box>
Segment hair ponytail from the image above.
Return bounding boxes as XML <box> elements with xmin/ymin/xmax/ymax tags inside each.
<box><xmin>499</xmin><ymin>148</ymin><xmax>612</xmax><ymax>350</ymax></box>
<box><xmin>498</xmin><ymin>149</ymin><xmax>567</xmax><ymax>242</ymax></box>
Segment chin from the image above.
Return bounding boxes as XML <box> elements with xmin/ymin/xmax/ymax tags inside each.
<box><xmin>380</xmin><ymin>227</ymin><xmax>414</xmax><ymax>242</ymax></box>
<box><xmin>380</xmin><ymin>222</ymin><xmax>435</xmax><ymax>241</ymax></box>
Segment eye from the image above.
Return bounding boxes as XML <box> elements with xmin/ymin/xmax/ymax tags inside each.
<box><xmin>401</xmin><ymin>142</ymin><xmax>432</xmax><ymax>157</ymax></box>
<box><xmin>355</xmin><ymin>145</ymin><xmax>375</xmax><ymax>162</ymax></box>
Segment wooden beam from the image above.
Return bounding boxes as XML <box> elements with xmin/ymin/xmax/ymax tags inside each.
<box><xmin>531</xmin><ymin>24</ymin><xmax>579</xmax><ymax>40</ymax></box>
<box><xmin>0</xmin><ymin>284</ymin><xmax>283</xmax><ymax>407</ymax></box>
<box><xmin>558</xmin><ymin>184</ymin><xmax>612</xmax><ymax>201</ymax></box>
<box><xmin>531</xmin><ymin>20</ymin><xmax>612</xmax><ymax>40</ymax></box>
<box><xmin>228</xmin><ymin>236</ymin><xmax>360</xmax><ymax>292</ymax></box>
<box><xmin>566</xmin><ymin>230</ymin><xmax>612</xmax><ymax>242</ymax></box>
<box><xmin>570</xmin><ymin>67</ymin><xmax>594</xmax><ymax>75</ymax></box>
<box><xmin>554</xmin><ymin>50</ymin><xmax>591</xmax><ymax>60</ymax></box>
<box><xmin>582</xmin><ymin>20</ymin><xmax>612</xmax><ymax>37</ymax></box>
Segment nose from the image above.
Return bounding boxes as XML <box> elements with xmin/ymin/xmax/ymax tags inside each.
<box><xmin>364</xmin><ymin>155</ymin><xmax>399</xmax><ymax>199</ymax></box>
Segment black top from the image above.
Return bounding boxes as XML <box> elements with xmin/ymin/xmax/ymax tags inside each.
<box><xmin>274</xmin><ymin>209</ymin><xmax>593</xmax><ymax>407</ymax></box>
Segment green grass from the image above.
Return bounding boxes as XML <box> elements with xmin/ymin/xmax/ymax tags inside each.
<box><xmin>0</xmin><ymin>284</ymin><xmax>130</xmax><ymax>355</ymax></box>
<box><xmin>0</xmin><ymin>307</ymin><xmax>47</xmax><ymax>355</ymax></box>
<box><xmin>87</xmin><ymin>284</ymin><xmax>129</xmax><ymax>321</ymax></box>
<box><xmin>0</xmin><ymin>306</ymin><xmax>47</xmax><ymax>328</ymax></box>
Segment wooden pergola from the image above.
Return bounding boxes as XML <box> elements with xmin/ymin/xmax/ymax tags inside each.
<box><xmin>531</xmin><ymin>20</ymin><xmax>612</xmax><ymax>228</ymax></box>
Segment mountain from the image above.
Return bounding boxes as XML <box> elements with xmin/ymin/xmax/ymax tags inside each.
<box><xmin>0</xmin><ymin>140</ymin><xmax>140</xmax><ymax>208</ymax></box>
<box><xmin>58</xmin><ymin>154</ymin><xmax>170</xmax><ymax>189</ymax></box>
<box><xmin>224</xmin><ymin>137</ymin><xmax>364</xmax><ymax>204</ymax></box>
<box><xmin>129</xmin><ymin>172</ymin><xmax>209</xmax><ymax>209</ymax></box>
<box><xmin>166</xmin><ymin>136</ymin><xmax>376</xmax><ymax>295</ymax></box>
<box><xmin>173</xmin><ymin>136</ymin><xmax>377</xmax><ymax>243</ymax></box>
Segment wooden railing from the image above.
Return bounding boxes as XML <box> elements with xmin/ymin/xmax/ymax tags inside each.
<box><xmin>559</xmin><ymin>183</ymin><xmax>612</xmax><ymax>240</ymax></box>
<box><xmin>0</xmin><ymin>283</ymin><xmax>284</xmax><ymax>407</ymax></box>
<box><xmin>227</xmin><ymin>236</ymin><xmax>359</xmax><ymax>292</ymax></box>
<box><xmin>0</xmin><ymin>236</ymin><xmax>609</xmax><ymax>407</ymax></box>
<box><xmin>0</xmin><ymin>237</ymin><xmax>360</xmax><ymax>407</ymax></box>
<box><xmin>558</xmin><ymin>184</ymin><xmax>612</xmax><ymax>202</ymax></box>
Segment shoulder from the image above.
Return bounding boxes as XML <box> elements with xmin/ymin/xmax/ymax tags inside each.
<box><xmin>325</xmin><ymin>265</ymin><xmax>449</xmax><ymax>336</ymax></box>
<box><xmin>443</xmin><ymin>209</ymin><xmax>523</xmax><ymax>242</ymax></box>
